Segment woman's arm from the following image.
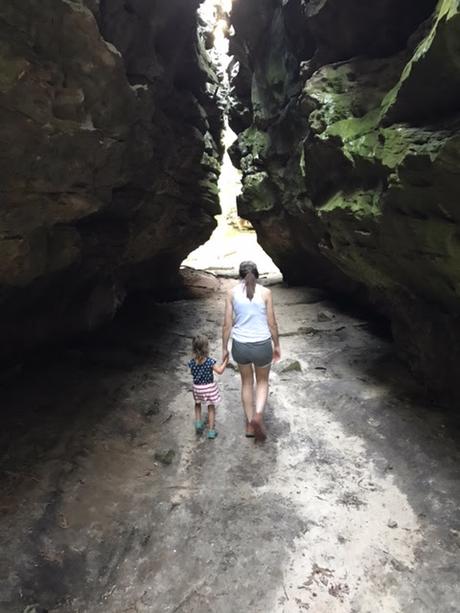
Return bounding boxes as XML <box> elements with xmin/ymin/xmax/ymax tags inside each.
<box><xmin>266</xmin><ymin>289</ymin><xmax>281</xmax><ymax>362</ymax></box>
<box><xmin>222</xmin><ymin>289</ymin><xmax>233</xmax><ymax>361</ymax></box>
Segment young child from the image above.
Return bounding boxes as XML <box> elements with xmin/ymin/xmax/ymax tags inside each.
<box><xmin>188</xmin><ymin>334</ymin><xmax>228</xmax><ymax>439</ymax></box>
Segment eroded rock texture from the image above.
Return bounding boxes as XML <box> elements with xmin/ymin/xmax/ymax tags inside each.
<box><xmin>229</xmin><ymin>0</ymin><xmax>460</xmax><ymax>403</ymax></box>
<box><xmin>0</xmin><ymin>0</ymin><xmax>222</xmax><ymax>353</ymax></box>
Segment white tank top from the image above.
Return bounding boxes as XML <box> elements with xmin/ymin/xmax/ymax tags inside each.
<box><xmin>231</xmin><ymin>282</ymin><xmax>271</xmax><ymax>343</ymax></box>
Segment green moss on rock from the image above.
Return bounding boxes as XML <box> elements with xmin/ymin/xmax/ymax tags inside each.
<box><xmin>229</xmin><ymin>0</ymin><xmax>460</xmax><ymax>403</ymax></box>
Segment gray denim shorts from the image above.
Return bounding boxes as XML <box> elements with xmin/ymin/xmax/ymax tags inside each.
<box><xmin>231</xmin><ymin>338</ymin><xmax>273</xmax><ymax>367</ymax></box>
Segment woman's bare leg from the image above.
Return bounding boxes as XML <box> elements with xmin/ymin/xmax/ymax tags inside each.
<box><xmin>238</xmin><ymin>363</ymin><xmax>255</xmax><ymax>427</ymax></box>
<box><xmin>250</xmin><ymin>365</ymin><xmax>270</xmax><ymax>441</ymax></box>
<box><xmin>194</xmin><ymin>402</ymin><xmax>202</xmax><ymax>421</ymax></box>
<box><xmin>254</xmin><ymin>364</ymin><xmax>270</xmax><ymax>416</ymax></box>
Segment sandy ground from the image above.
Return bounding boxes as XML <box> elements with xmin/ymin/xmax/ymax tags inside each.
<box><xmin>182</xmin><ymin>227</ymin><xmax>281</xmax><ymax>280</ymax></box>
<box><xmin>0</xmin><ymin>270</ymin><xmax>459</xmax><ymax>613</ymax></box>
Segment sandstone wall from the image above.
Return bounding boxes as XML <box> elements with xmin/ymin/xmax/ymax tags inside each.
<box><xmin>0</xmin><ymin>0</ymin><xmax>222</xmax><ymax>353</ymax></box>
<box><xmin>229</xmin><ymin>0</ymin><xmax>460</xmax><ymax>403</ymax></box>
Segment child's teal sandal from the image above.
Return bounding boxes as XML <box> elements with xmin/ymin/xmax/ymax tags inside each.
<box><xmin>195</xmin><ymin>420</ymin><xmax>205</xmax><ymax>434</ymax></box>
<box><xmin>207</xmin><ymin>429</ymin><xmax>218</xmax><ymax>440</ymax></box>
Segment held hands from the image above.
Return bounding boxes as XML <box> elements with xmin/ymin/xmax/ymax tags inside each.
<box><xmin>214</xmin><ymin>351</ymin><xmax>230</xmax><ymax>375</ymax></box>
<box><xmin>219</xmin><ymin>352</ymin><xmax>229</xmax><ymax>374</ymax></box>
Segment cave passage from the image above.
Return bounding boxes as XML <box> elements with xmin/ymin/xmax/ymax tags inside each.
<box><xmin>183</xmin><ymin>0</ymin><xmax>281</xmax><ymax>279</ymax></box>
<box><xmin>2</xmin><ymin>0</ymin><xmax>460</xmax><ymax>611</ymax></box>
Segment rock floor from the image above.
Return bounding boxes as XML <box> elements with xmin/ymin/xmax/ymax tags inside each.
<box><xmin>0</xmin><ymin>271</ymin><xmax>459</xmax><ymax>613</ymax></box>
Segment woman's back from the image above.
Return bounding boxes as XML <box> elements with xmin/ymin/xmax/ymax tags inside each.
<box><xmin>231</xmin><ymin>282</ymin><xmax>271</xmax><ymax>343</ymax></box>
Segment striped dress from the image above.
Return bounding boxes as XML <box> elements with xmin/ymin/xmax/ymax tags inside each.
<box><xmin>188</xmin><ymin>357</ymin><xmax>222</xmax><ymax>406</ymax></box>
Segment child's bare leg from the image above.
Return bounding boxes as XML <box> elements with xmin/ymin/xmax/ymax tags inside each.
<box><xmin>194</xmin><ymin>403</ymin><xmax>202</xmax><ymax>421</ymax></box>
<box><xmin>208</xmin><ymin>405</ymin><xmax>216</xmax><ymax>431</ymax></box>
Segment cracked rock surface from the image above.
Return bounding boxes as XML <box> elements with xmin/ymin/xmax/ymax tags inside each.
<box><xmin>0</xmin><ymin>0</ymin><xmax>222</xmax><ymax>353</ymax></box>
<box><xmin>229</xmin><ymin>0</ymin><xmax>460</xmax><ymax>404</ymax></box>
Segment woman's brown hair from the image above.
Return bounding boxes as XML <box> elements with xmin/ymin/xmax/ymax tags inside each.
<box><xmin>239</xmin><ymin>260</ymin><xmax>259</xmax><ymax>301</ymax></box>
<box><xmin>192</xmin><ymin>334</ymin><xmax>209</xmax><ymax>360</ymax></box>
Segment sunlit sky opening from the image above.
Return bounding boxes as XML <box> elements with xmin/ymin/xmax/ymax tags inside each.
<box><xmin>199</xmin><ymin>0</ymin><xmax>232</xmax><ymax>63</ymax></box>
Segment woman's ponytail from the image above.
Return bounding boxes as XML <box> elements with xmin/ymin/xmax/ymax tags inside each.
<box><xmin>239</xmin><ymin>260</ymin><xmax>259</xmax><ymax>301</ymax></box>
<box><xmin>244</xmin><ymin>271</ymin><xmax>256</xmax><ymax>301</ymax></box>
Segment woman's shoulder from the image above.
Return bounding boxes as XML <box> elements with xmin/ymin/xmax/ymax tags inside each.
<box><xmin>258</xmin><ymin>284</ymin><xmax>271</xmax><ymax>299</ymax></box>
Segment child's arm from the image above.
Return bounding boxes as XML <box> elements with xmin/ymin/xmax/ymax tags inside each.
<box><xmin>213</xmin><ymin>355</ymin><xmax>229</xmax><ymax>375</ymax></box>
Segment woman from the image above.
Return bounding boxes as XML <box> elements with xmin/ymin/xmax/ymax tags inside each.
<box><xmin>222</xmin><ymin>261</ymin><xmax>281</xmax><ymax>441</ymax></box>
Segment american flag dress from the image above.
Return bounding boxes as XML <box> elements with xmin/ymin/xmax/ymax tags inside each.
<box><xmin>188</xmin><ymin>357</ymin><xmax>222</xmax><ymax>406</ymax></box>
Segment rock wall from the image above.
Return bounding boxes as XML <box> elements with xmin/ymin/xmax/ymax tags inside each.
<box><xmin>0</xmin><ymin>0</ymin><xmax>222</xmax><ymax>354</ymax></box>
<box><xmin>229</xmin><ymin>0</ymin><xmax>460</xmax><ymax>403</ymax></box>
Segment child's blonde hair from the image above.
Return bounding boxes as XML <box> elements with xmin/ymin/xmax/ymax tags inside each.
<box><xmin>192</xmin><ymin>334</ymin><xmax>209</xmax><ymax>360</ymax></box>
